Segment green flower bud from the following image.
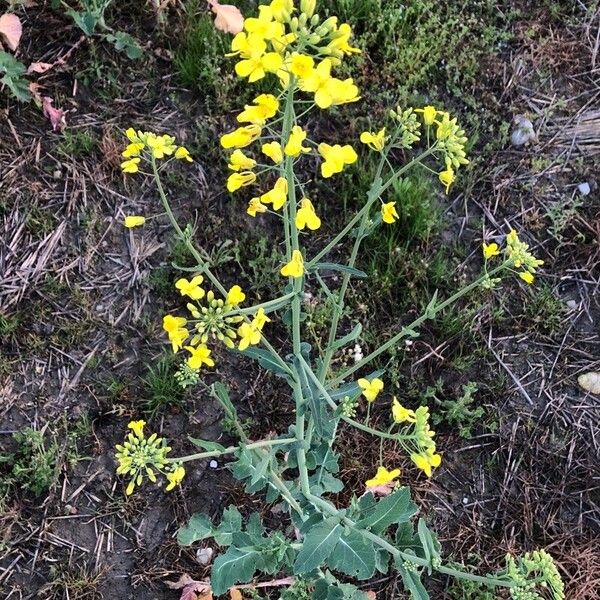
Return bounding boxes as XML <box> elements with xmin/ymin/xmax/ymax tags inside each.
<box><xmin>301</xmin><ymin>0</ymin><xmax>316</xmax><ymax>18</ymax></box>
<box><xmin>310</xmin><ymin>14</ymin><xmax>320</xmax><ymax>26</ymax></box>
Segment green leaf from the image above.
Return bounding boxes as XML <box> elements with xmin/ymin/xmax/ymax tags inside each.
<box><xmin>241</xmin><ymin>347</ymin><xmax>290</xmax><ymax>377</ymax></box>
<box><xmin>397</xmin><ymin>563</ymin><xmax>429</xmax><ymax>600</ymax></box>
<box><xmin>309</xmin><ymin>470</ymin><xmax>344</xmax><ymax>495</ymax></box>
<box><xmin>250</xmin><ymin>449</ymin><xmax>272</xmax><ymax>486</ymax></box>
<box><xmin>212</xmin><ymin>382</ymin><xmax>237</xmax><ymax>419</ymax></box>
<box><xmin>417</xmin><ymin>519</ymin><xmax>441</xmax><ymax>573</ymax></box>
<box><xmin>0</xmin><ymin>51</ymin><xmax>30</xmax><ymax>102</ymax></box>
<box><xmin>356</xmin><ymin>488</ymin><xmax>417</xmax><ymax>533</ymax></box>
<box><xmin>213</xmin><ymin>506</ymin><xmax>243</xmax><ymax>546</ymax></box>
<box><xmin>211</xmin><ymin>546</ymin><xmax>261</xmax><ymax>595</ymax></box>
<box><xmin>104</xmin><ymin>31</ymin><xmax>142</xmax><ymax>59</ymax></box>
<box><xmin>330</xmin><ymin>323</ymin><xmax>362</xmax><ymax>352</ymax></box>
<box><xmin>296</xmin><ymin>359</ymin><xmax>329</xmax><ymax>437</ymax></box>
<box><xmin>66</xmin><ymin>9</ymin><xmax>98</xmax><ymax>35</ymax></box>
<box><xmin>294</xmin><ymin>517</ymin><xmax>343</xmax><ymax>574</ymax></box>
<box><xmin>188</xmin><ymin>437</ymin><xmax>227</xmax><ymax>453</ymax></box>
<box><xmin>309</xmin><ymin>263</ymin><xmax>367</xmax><ymax>279</ymax></box>
<box><xmin>177</xmin><ymin>513</ymin><xmax>213</xmax><ymax>546</ymax></box>
<box><xmin>327</xmin><ymin>530</ymin><xmax>377</xmax><ymax>579</ymax></box>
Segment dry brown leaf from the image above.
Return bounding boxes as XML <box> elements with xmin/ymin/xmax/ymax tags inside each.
<box><xmin>27</xmin><ymin>62</ymin><xmax>53</xmax><ymax>74</ymax></box>
<box><xmin>230</xmin><ymin>588</ymin><xmax>243</xmax><ymax>600</ymax></box>
<box><xmin>28</xmin><ymin>82</ymin><xmax>42</xmax><ymax>102</ymax></box>
<box><xmin>578</xmin><ymin>372</ymin><xmax>600</xmax><ymax>395</ymax></box>
<box><xmin>0</xmin><ymin>13</ymin><xmax>22</xmax><ymax>51</ymax></box>
<box><xmin>207</xmin><ymin>0</ymin><xmax>244</xmax><ymax>34</ymax></box>
<box><xmin>42</xmin><ymin>96</ymin><xmax>66</xmax><ymax>131</ymax></box>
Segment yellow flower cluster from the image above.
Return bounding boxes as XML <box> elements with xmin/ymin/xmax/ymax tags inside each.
<box><xmin>163</xmin><ymin>279</ymin><xmax>271</xmax><ymax>369</ymax></box>
<box><xmin>219</xmin><ymin>0</ymin><xmax>364</xmax><ymax>243</ymax></box>
<box><xmin>121</xmin><ymin>128</ymin><xmax>192</xmax><ymax>174</ymax></box>
<box><xmin>482</xmin><ymin>229</ymin><xmax>544</xmax><ymax>285</ymax></box>
<box><xmin>114</xmin><ymin>420</ymin><xmax>184</xmax><ymax>495</ymax></box>
<box><xmin>364</xmin><ymin>397</ymin><xmax>443</xmax><ymax>488</ymax></box>
<box><xmin>228</xmin><ymin>1</ymin><xmax>360</xmax><ymax>105</ymax></box>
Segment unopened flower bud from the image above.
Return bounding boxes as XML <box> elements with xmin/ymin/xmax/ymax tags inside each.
<box><xmin>321</xmin><ymin>16</ymin><xmax>338</xmax><ymax>31</ymax></box>
<box><xmin>290</xmin><ymin>16</ymin><xmax>299</xmax><ymax>31</ymax></box>
<box><xmin>310</xmin><ymin>14</ymin><xmax>320</xmax><ymax>26</ymax></box>
<box><xmin>308</xmin><ymin>34</ymin><xmax>322</xmax><ymax>44</ymax></box>
<box><xmin>299</xmin><ymin>13</ymin><xmax>308</xmax><ymax>27</ymax></box>
<box><xmin>301</xmin><ymin>0</ymin><xmax>316</xmax><ymax>18</ymax></box>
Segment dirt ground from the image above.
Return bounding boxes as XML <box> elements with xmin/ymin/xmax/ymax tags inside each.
<box><xmin>1</xmin><ymin>1</ymin><xmax>599</xmax><ymax>599</ymax></box>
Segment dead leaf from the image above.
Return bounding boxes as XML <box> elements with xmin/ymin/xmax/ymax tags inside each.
<box><xmin>207</xmin><ymin>0</ymin><xmax>244</xmax><ymax>34</ymax></box>
<box><xmin>28</xmin><ymin>62</ymin><xmax>53</xmax><ymax>74</ymax></box>
<box><xmin>230</xmin><ymin>588</ymin><xmax>243</xmax><ymax>600</ymax></box>
<box><xmin>42</xmin><ymin>96</ymin><xmax>66</xmax><ymax>131</ymax></box>
<box><xmin>28</xmin><ymin>82</ymin><xmax>42</xmax><ymax>103</ymax></box>
<box><xmin>0</xmin><ymin>13</ymin><xmax>22</xmax><ymax>51</ymax></box>
<box><xmin>578</xmin><ymin>372</ymin><xmax>600</xmax><ymax>395</ymax></box>
<box><xmin>364</xmin><ymin>484</ymin><xmax>395</xmax><ymax>496</ymax></box>
<box><xmin>165</xmin><ymin>574</ymin><xmax>212</xmax><ymax>600</ymax></box>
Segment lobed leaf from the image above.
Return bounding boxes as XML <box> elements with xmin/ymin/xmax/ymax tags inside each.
<box><xmin>294</xmin><ymin>517</ymin><xmax>343</xmax><ymax>574</ymax></box>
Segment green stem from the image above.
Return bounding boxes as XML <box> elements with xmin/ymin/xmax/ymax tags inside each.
<box><xmin>151</xmin><ymin>157</ymin><xmax>293</xmax><ymax>378</ymax></box>
<box><xmin>174</xmin><ymin>437</ymin><xmax>297</xmax><ymax>464</ymax></box>
<box><xmin>307</xmin><ymin>147</ymin><xmax>437</xmax><ymax>270</ymax></box>
<box><xmin>329</xmin><ymin>264</ymin><xmax>507</xmax><ymax>387</ymax></box>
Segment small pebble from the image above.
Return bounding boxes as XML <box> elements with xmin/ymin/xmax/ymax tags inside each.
<box><xmin>209</xmin><ymin>460</ymin><xmax>218</xmax><ymax>469</ymax></box>
<box><xmin>578</xmin><ymin>182</ymin><xmax>591</xmax><ymax>196</ymax></box>
<box><xmin>462</xmin><ymin>497</ymin><xmax>469</xmax><ymax>505</ymax></box>
<box><xmin>566</xmin><ymin>300</ymin><xmax>577</xmax><ymax>310</ymax></box>
<box><xmin>196</xmin><ymin>547</ymin><xmax>214</xmax><ymax>566</ymax></box>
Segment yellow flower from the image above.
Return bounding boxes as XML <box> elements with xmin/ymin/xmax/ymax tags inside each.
<box><xmin>360</xmin><ymin>128</ymin><xmax>386</xmax><ymax>151</ymax></box>
<box><xmin>270</xmin><ymin>0</ymin><xmax>294</xmax><ymax>21</ymax></box>
<box><xmin>248</xmin><ymin>198</ymin><xmax>268</xmax><ymax>216</ymax></box>
<box><xmin>128</xmin><ymin>420</ymin><xmax>146</xmax><ymax>438</ymax></box>
<box><xmin>244</xmin><ymin>5</ymin><xmax>284</xmax><ymax>40</ymax></box>
<box><xmin>122</xmin><ymin>142</ymin><xmax>145</xmax><ymax>158</ymax></box>
<box><xmin>121</xmin><ymin>158</ymin><xmax>140</xmax><ymax>173</ymax></box>
<box><xmin>228</xmin><ymin>149</ymin><xmax>257</xmax><ymax>171</ymax></box>
<box><xmin>327</xmin><ymin>23</ymin><xmax>361</xmax><ymax>56</ymax></box>
<box><xmin>281</xmin><ymin>249</ymin><xmax>304</xmax><ymax>278</ymax></box>
<box><xmin>124</xmin><ymin>215</ymin><xmax>146</xmax><ymax>228</ymax></box>
<box><xmin>438</xmin><ymin>165</ymin><xmax>455</xmax><ymax>194</ymax></box>
<box><xmin>483</xmin><ymin>242</ymin><xmax>500</xmax><ymax>260</ymax></box>
<box><xmin>253</xmin><ymin>308</ymin><xmax>271</xmax><ymax>330</ymax></box>
<box><xmin>237</xmin><ymin>94</ymin><xmax>280</xmax><ymax>125</ymax></box>
<box><xmin>165</xmin><ymin>466</ymin><xmax>185</xmax><ymax>491</ymax></box>
<box><xmin>381</xmin><ymin>201</ymin><xmax>398</xmax><ymax>224</ymax></box>
<box><xmin>125</xmin><ymin>127</ymin><xmax>142</xmax><ymax>142</ymax></box>
<box><xmin>145</xmin><ymin>133</ymin><xmax>177</xmax><ymax>159</ymax></box>
<box><xmin>185</xmin><ymin>344</ymin><xmax>215</xmax><ymax>369</ymax></box>
<box><xmin>227</xmin><ymin>171</ymin><xmax>257</xmax><ymax>193</ymax></box>
<box><xmin>358</xmin><ymin>377</ymin><xmax>384</xmax><ymax>403</ymax></box>
<box><xmin>260</xmin><ymin>177</ymin><xmax>288</xmax><ymax>210</ymax></box>
<box><xmin>365</xmin><ymin>466</ymin><xmax>400</xmax><ymax>489</ymax></box>
<box><xmin>163</xmin><ymin>315</ymin><xmax>189</xmax><ymax>352</ymax></box>
<box><xmin>175</xmin><ymin>147</ymin><xmax>193</xmax><ymax>162</ymax></box>
<box><xmin>221</xmin><ymin>125</ymin><xmax>262</xmax><ymax>149</ymax></box>
<box><xmin>391</xmin><ymin>397</ymin><xmax>416</xmax><ymax>423</ymax></box>
<box><xmin>262</xmin><ymin>141</ymin><xmax>284</xmax><ymax>164</ymax></box>
<box><xmin>411</xmin><ymin>448</ymin><xmax>442</xmax><ymax>477</ymax></box>
<box><xmin>235</xmin><ymin>40</ymin><xmax>284</xmax><ymax>82</ymax></box>
<box><xmin>301</xmin><ymin>59</ymin><xmax>360</xmax><ymax>108</ymax></box>
<box><xmin>519</xmin><ymin>271</ymin><xmax>534</xmax><ymax>284</ymax></box>
<box><xmin>318</xmin><ymin>143</ymin><xmax>358</xmax><ymax>178</ymax></box>
<box><xmin>175</xmin><ymin>276</ymin><xmax>205</xmax><ymax>300</ymax></box>
<box><xmin>284</xmin><ymin>126</ymin><xmax>311</xmax><ymax>157</ymax></box>
<box><xmin>416</xmin><ymin>106</ymin><xmax>438</xmax><ymax>126</ymax></box>
<box><xmin>227</xmin><ymin>285</ymin><xmax>246</xmax><ymax>305</ymax></box>
<box><xmin>238</xmin><ymin>322</ymin><xmax>261</xmax><ymax>351</ymax></box>
<box><xmin>296</xmin><ymin>198</ymin><xmax>321</xmax><ymax>230</ymax></box>
<box><xmin>289</xmin><ymin>53</ymin><xmax>315</xmax><ymax>79</ymax></box>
